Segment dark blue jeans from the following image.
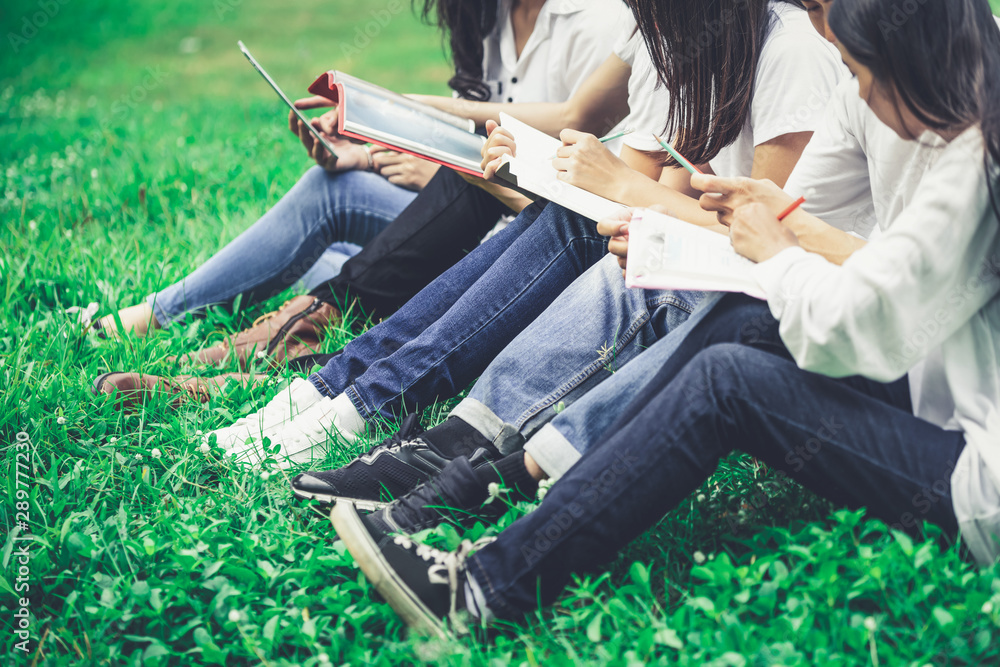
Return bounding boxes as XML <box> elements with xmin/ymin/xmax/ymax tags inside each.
<box><xmin>467</xmin><ymin>294</ymin><xmax>967</xmax><ymax>618</ymax></box>
<box><xmin>308</xmin><ymin>202</ymin><xmax>608</xmax><ymax>420</ymax></box>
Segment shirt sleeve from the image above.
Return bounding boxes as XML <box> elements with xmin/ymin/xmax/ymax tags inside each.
<box><xmin>551</xmin><ymin>2</ymin><xmax>632</xmax><ymax>99</ymax></box>
<box><xmin>752</xmin><ymin>129</ymin><xmax>1000</xmax><ymax>382</ymax></box>
<box><xmin>750</xmin><ymin>17</ymin><xmax>845</xmax><ymax>146</ymax></box>
<box><xmin>612</xmin><ymin>16</ymin><xmax>639</xmax><ymax>66</ymax></box>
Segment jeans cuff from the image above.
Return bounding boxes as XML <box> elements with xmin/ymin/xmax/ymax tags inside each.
<box><xmin>308</xmin><ymin>373</ymin><xmax>338</xmax><ymax>399</ymax></box>
<box><xmin>466</xmin><ymin>552</ymin><xmax>518</xmax><ymax>621</ymax></box>
<box><xmin>523</xmin><ymin>423</ymin><xmax>582</xmax><ymax>480</ymax></box>
<box><xmin>450</xmin><ymin>398</ymin><xmax>524</xmax><ymax>455</ymax></box>
<box><xmin>342</xmin><ymin>384</ymin><xmax>375</xmax><ymax>421</ymax></box>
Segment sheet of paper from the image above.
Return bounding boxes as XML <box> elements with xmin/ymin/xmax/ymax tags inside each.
<box><xmin>496</xmin><ymin>113</ymin><xmax>627</xmax><ymax>223</ymax></box>
<box><xmin>625</xmin><ymin>209</ymin><xmax>766</xmax><ymax>300</ymax></box>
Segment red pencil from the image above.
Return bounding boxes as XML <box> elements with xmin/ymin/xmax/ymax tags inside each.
<box><xmin>777</xmin><ymin>196</ymin><xmax>807</xmax><ymax>221</ymax></box>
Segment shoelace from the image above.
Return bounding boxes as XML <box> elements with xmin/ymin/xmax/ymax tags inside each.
<box><xmin>391</xmin><ymin>534</ymin><xmax>495</xmax><ymax>634</ymax></box>
<box><xmin>362</xmin><ymin>414</ymin><xmax>424</xmax><ymax>459</ymax></box>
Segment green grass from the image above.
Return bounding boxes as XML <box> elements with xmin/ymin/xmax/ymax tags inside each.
<box><xmin>3</xmin><ymin>1</ymin><xmax>1000</xmax><ymax>664</ymax></box>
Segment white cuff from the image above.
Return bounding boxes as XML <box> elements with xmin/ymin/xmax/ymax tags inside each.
<box><xmin>751</xmin><ymin>246</ymin><xmax>810</xmax><ymax>319</ymax></box>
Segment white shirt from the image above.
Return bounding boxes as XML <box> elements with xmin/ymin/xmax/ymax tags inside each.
<box><xmin>785</xmin><ymin>77</ymin><xmax>952</xmax><ymax>238</ymax></box>
<box><xmin>482</xmin><ymin>0</ymin><xmax>629</xmax><ymax>104</ymax></box>
<box><xmin>753</xmin><ymin>126</ymin><xmax>1000</xmax><ymax>565</ymax></box>
<box><xmin>612</xmin><ymin>21</ymin><xmax>672</xmax><ymax>153</ymax></box>
<box><xmin>615</xmin><ymin>3</ymin><xmax>843</xmax><ymax>175</ymax></box>
<box><xmin>710</xmin><ymin>2</ymin><xmax>844</xmax><ymax>177</ymax></box>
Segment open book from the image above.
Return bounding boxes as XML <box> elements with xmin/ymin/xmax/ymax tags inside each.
<box><xmin>493</xmin><ymin>113</ymin><xmax>628</xmax><ymax>223</ymax></box>
<box><xmin>625</xmin><ymin>209</ymin><xmax>766</xmax><ymax>299</ymax></box>
<box><xmin>307</xmin><ymin>71</ymin><xmax>486</xmax><ymax>176</ymax></box>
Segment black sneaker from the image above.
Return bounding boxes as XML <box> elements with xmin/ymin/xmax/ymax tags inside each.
<box><xmin>331</xmin><ymin>500</ymin><xmax>491</xmax><ymax>638</ymax></box>
<box><xmin>291</xmin><ymin>415</ymin><xmax>498</xmax><ymax>511</ymax></box>
<box><xmin>365</xmin><ymin>451</ymin><xmax>507</xmax><ymax>536</ymax></box>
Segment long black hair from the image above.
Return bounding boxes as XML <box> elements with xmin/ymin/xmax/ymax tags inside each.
<box><xmin>828</xmin><ymin>0</ymin><xmax>1000</xmax><ymax>210</ymax></box>
<box><xmin>625</xmin><ymin>0</ymin><xmax>805</xmax><ymax>167</ymax></box>
<box><xmin>416</xmin><ymin>1</ymin><xmax>499</xmax><ymax>101</ymax></box>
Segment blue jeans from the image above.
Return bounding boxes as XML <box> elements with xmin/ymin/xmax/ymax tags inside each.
<box><xmin>467</xmin><ymin>294</ymin><xmax>966</xmax><ymax>618</ymax></box>
<box><xmin>308</xmin><ymin>203</ymin><xmax>608</xmax><ymax>420</ymax></box>
<box><xmin>451</xmin><ymin>254</ymin><xmax>709</xmax><ymax>466</ymax></box>
<box><xmin>149</xmin><ymin>167</ymin><xmax>416</xmax><ymax>324</ymax></box>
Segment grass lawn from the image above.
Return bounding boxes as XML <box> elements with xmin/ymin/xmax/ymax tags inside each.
<box><xmin>3</xmin><ymin>1</ymin><xmax>1000</xmax><ymax>664</ymax></box>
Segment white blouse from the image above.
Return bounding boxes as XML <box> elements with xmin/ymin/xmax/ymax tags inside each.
<box><xmin>481</xmin><ymin>0</ymin><xmax>629</xmax><ymax>105</ymax></box>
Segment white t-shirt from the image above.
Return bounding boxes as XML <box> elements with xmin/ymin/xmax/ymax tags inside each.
<box><xmin>482</xmin><ymin>0</ymin><xmax>630</xmax><ymax>104</ymax></box>
<box><xmin>613</xmin><ymin>20</ymin><xmax>672</xmax><ymax>153</ymax></box>
<box><xmin>709</xmin><ymin>2</ymin><xmax>844</xmax><ymax>177</ymax></box>
<box><xmin>784</xmin><ymin>77</ymin><xmax>945</xmax><ymax>239</ymax></box>
<box><xmin>613</xmin><ymin>2</ymin><xmax>843</xmax><ymax>175</ymax></box>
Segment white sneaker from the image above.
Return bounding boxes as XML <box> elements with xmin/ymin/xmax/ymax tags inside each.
<box><xmin>229</xmin><ymin>393</ymin><xmax>367</xmax><ymax>468</ymax></box>
<box><xmin>206</xmin><ymin>378</ymin><xmax>322</xmax><ymax>451</ymax></box>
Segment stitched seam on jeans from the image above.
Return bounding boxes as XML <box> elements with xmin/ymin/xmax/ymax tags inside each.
<box><xmin>364</xmin><ymin>234</ymin><xmax>607</xmax><ymax>416</ymax></box>
<box><xmin>467</xmin><ymin>553</ymin><xmax>514</xmax><ymax>616</ymax></box>
<box><xmin>310</xmin><ymin>374</ymin><xmax>335</xmax><ymax>399</ymax></box>
<box><xmin>510</xmin><ymin>291</ymin><xmax>699</xmax><ymax>429</ymax></box>
<box><xmin>512</xmin><ymin>313</ymin><xmax>651</xmax><ymax>431</ymax></box>
<box><xmin>645</xmin><ymin>292</ymin><xmax>698</xmax><ymax>314</ymax></box>
<box><xmin>343</xmin><ymin>384</ymin><xmax>374</xmax><ymax>421</ymax></box>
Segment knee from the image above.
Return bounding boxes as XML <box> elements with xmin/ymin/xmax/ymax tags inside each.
<box><xmin>676</xmin><ymin>344</ymin><xmax>760</xmax><ymax>404</ymax></box>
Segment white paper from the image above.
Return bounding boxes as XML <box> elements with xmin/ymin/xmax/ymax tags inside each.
<box><xmin>496</xmin><ymin>113</ymin><xmax>628</xmax><ymax>223</ymax></box>
<box><xmin>625</xmin><ymin>209</ymin><xmax>766</xmax><ymax>300</ymax></box>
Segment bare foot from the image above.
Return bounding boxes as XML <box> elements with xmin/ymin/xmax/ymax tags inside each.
<box><xmin>96</xmin><ymin>303</ymin><xmax>161</xmax><ymax>337</ymax></box>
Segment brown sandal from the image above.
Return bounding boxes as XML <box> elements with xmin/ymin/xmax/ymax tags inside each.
<box><xmin>92</xmin><ymin>371</ymin><xmax>268</xmax><ymax>411</ymax></box>
<box><xmin>170</xmin><ymin>295</ymin><xmax>341</xmax><ymax>369</ymax></box>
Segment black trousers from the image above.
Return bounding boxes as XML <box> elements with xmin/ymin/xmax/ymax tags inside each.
<box><xmin>309</xmin><ymin>168</ymin><xmax>510</xmax><ymax>319</ymax></box>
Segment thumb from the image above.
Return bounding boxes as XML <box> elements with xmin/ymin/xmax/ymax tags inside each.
<box><xmin>294</xmin><ymin>95</ymin><xmax>335</xmax><ymax>110</ymax></box>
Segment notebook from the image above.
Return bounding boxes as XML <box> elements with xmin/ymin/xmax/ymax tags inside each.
<box><xmin>625</xmin><ymin>208</ymin><xmax>766</xmax><ymax>299</ymax></box>
<box><xmin>307</xmin><ymin>71</ymin><xmax>486</xmax><ymax>176</ymax></box>
<box><xmin>492</xmin><ymin>112</ymin><xmax>628</xmax><ymax>223</ymax></box>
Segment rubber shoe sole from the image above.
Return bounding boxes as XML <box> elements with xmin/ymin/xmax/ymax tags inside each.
<box><xmin>292</xmin><ymin>487</ymin><xmax>387</xmax><ymax>512</ymax></box>
<box><xmin>330</xmin><ymin>501</ymin><xmax>451</xmax><ymax>640</ymax></box>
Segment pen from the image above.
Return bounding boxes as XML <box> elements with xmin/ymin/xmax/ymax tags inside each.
<box><xmin>549</xmin><ymin>128</ymin><xmax>634</xmax><ymax>159</ymax></box>
<box><xmin>777</xmin><ymin>196</ymin><xmax>807</xmax><ymax>221</ymax></box>
<box><xmin>652</xmin><ymin>134</ymin><xmax>704</xmax><ymax>175</ymax></box>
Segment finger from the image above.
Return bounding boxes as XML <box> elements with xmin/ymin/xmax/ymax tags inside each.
<box><xmin>483</xmin><ymin>146</ymin><xmax>513</xmax><ymax>168</ymax></box>
<box><xmin>487</xmin><ymin>133</ymin><xmax>517</xmax><ymax>153</ymax></box>
<box><xmin>485</xmin><ymin>119</ymin><xmax>499</xmax><ymax>135</ymax></box>
<box><xmin>297</xmin><ymin>122</ymin><xmax>315</xmax><ymax>151</ymax></box>
<box><xmin>318</xmin><ymin>111</ymin><xmax>339</xmax><ymax>136</ymax></box>
<box><xmin>690</xmin><ymin>172</ymin><xmax>741</xmax><ymax>194</ymax></box>
<box><xmin>550</xmin><ymin>156</ymin><xmax>573</xmax><ymax>173</ymax></box>
<box><xmin>294</xmin><ymin>95</ymin><xmax>336</xmax><ymax>110</ymax></box>
<box><xmin>554</xmin><ymin>145</ymin><xmax>575</xmax><ymax>159</ymax></box>
<box><xmin>698</xmin><ymin>192</ymin><xmax>728</xmax><ymax>213</ymax></box>
<box><xmin>619</xmin><ymin>257</ymin><xmax>628</xmax><ymax>273</ymax></box>
<box><xmin>369</xmin><ymin>145</ymin><xmax>394</xmax><ymax>155</ymax></box>
<box><xmin>596</xmin><ymin>218</ymin><xmax>628</xmax><ymax>237</ymax></box>
<box><xmin>288</xmin><ymin>110</ymin><xmax>298</xmax><ymax>134</ymax></box>
<box><xmin>608</xmin><ymin>238</ymin><xmax>629</xmax><ymax>258</ymax></box>
<box><xmin>717</xmin><ymin>211</ymin><xmax>733</xmax><ymax>228</ymax></box>
<box><xmin>379</xmin><ymin>164</ymin><xmax>403</xmax><ymax>178</ymax></box>
<box><xmin>373</xmin><ymin>153</ymin><xmax>403</xmax><ymax>170</ymax></box>
<box><xmin>483</xmin><ymin>157</ymin><xmax>504</xmax><ymax>181</ymax></box>
<box><xmin>558</xmin><ymin>128</ymin><xmax>587</xmax><ymax>146</ymax></box>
